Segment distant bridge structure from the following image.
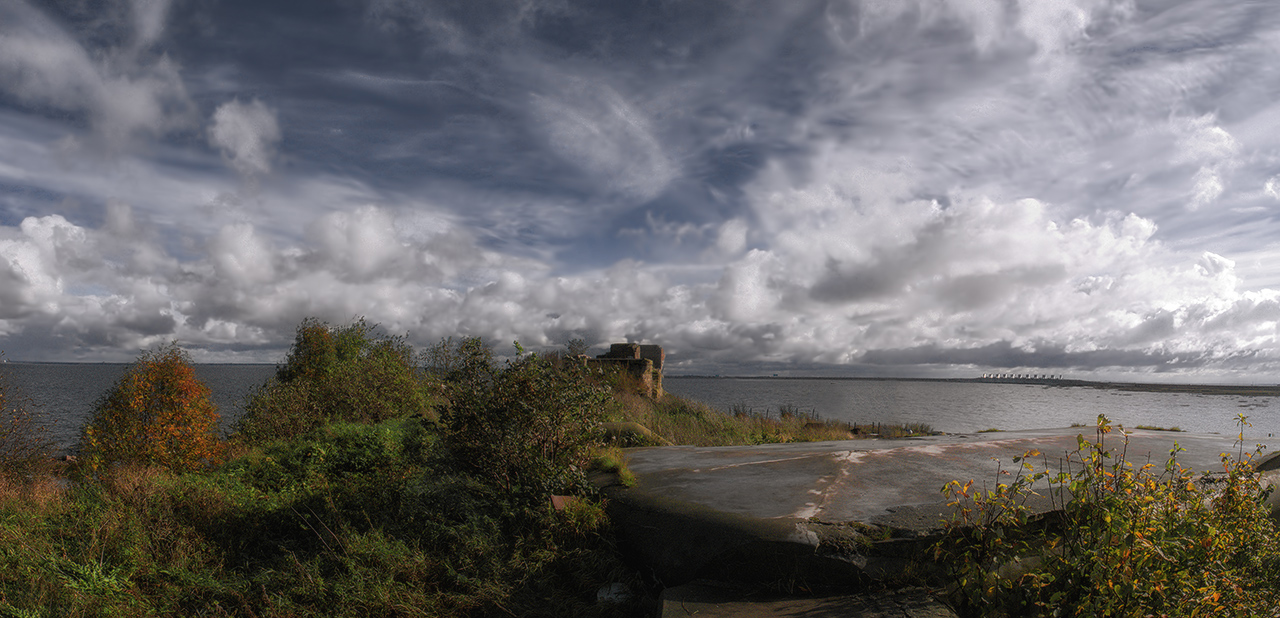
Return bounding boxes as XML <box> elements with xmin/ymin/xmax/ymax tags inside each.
<box><xmin>978</xmin><ymin>372</ymin><xmax>1065</xmax><ymax>385</ymax></box>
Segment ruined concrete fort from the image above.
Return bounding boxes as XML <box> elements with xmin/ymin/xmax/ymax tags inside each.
<box><xmin>582</xmin><ymin>343</ymin><xmax>664</xmax><ymax>398</ymax></box>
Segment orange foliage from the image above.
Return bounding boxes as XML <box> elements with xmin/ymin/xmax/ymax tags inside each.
<box><xmin>80</xmin><ymin>343</ymin><xmax>222</xmax><ymax>474</ymax></box>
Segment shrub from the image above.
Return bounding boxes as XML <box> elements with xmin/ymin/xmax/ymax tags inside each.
<box><xmin>440</xmin><ymin>340</ymin><xmax>609</xmax><ymax>501</ymax></box>
<box><xmin>936</xmin><ymin>414</ymin><xmax>1280</xmax><ymax>616</ymax></box>
<box><xmin>236</xmin><ymin>318</ymin><xmax>436</xmax><ymax>443</ymax></box>
<box><xmin>0</xmin><ymin>355</ymin><xmax>53</xmax><ymax>476</ymax></box>
<box><xmin>79</xmin><ymin>343</ymin><xmax>221</xmax><ymax>474</ymax></box>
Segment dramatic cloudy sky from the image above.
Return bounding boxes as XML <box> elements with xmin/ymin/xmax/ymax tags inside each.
<box><xmin>4</xmin><ymin>0</ymin><xmax>1280</xmax><ymax>379</ymax></box>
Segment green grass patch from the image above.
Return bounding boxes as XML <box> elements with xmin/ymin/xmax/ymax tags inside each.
<box><xmin>1134</xmin><ymin>424</ymin><xmax>1185</xmax><ymax>432</ymax></box>
<box><xmin>589</xmin><ymin>446</ymin><xmax>637</xmax><ymax>487</ymax></box>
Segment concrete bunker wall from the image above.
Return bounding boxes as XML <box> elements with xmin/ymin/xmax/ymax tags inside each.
<box><xmin>583</xmin><ymin>343</ymin><xmax>665</xmax><ymax>398</ymax></box>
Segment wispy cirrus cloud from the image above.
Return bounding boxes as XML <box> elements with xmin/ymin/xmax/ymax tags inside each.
<box><xmin>2</xmin><ymin>0</ymin><xmax>1280</xmax><ymax>381</ymax></box>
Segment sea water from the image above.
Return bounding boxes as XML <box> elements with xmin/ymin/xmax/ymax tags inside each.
<box><xmin>1</xmin><ymin>363</ymin><xmax>276</xmax><ymax>453</ymax></box>
<box><xmin>664</xmin><ymin>377</ymin><xmax>1280</xmax><ymax>441</ymax></box>
<box><xmin>2</xmin><ymin>363</ymin><xmax>1277</xmax><ymax>453</ymax></box>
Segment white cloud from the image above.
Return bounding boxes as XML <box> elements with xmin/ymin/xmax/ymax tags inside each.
<box><xmin>208</xmin><ymin>99</ymin><xmax>282</xmax><ymax>178</ymax></box>
<box><xmin>130</xmin><ymin>0</ymin><xmax>171</xmax><ymax>48</ymax></box>
<box><xmin>4</xmin><ymin>0</ymin><xmax>1280</xmax><ymax>378</ymax></box>
<box><xmin>532</xmin><ymin>79</ymin><xmax>675</xmax><ymax>201</ymax></box>
<box><xmin>0</xmin><ymin>0</ymin><xmax>194</xmax><ymax>149</ymax></box>
<box><xmin>1016</xmin><ymin>0</ymin><xmax>1094</xmax><ymax>57</ymax></box>
<box><xmin>1190</xmin><ymin>167</ymin><xmax>1224</xmax><ymax>210</ymax></box>
<box><xmin>1265</xmin><ymin>177</ymin><xmax>1280</xmax><ymax>200</ymax></box>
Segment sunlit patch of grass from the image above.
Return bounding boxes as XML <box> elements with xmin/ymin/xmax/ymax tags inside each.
<box><xmin>605</xmin><ymin>392</ymin><xmax>935</xmax><ymax>446</ymax></box>
<box><xmin>1134</xmin><ymin>424</ymin><xmax>1185</xmax><ymax>432</ymax></box>
<box><xmin>589</xmin><ymin>446</ymin><xmax>636</xmax><ymax>487</ymax></box>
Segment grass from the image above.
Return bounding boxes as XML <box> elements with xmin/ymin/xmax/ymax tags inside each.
<box><xmin>589</xmin><ymin>446</ymin><xmax>637</xmax><ymax>487</ymax></box>
<box><xmin>977</xmin><ymin>427</ymin><xmax>1003</xmax><ymax>433</ymax></box>
<box><xmin>1134</xmin><ymin>424</ymin><xmax>1185</xmax><ymax>432</ymax></box>
<box><xmin>604</xmin><ymin>391</ymin><xmax>936</xmax><ymax>446</ymax></box>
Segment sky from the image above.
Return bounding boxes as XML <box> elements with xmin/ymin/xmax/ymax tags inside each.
<box><xmin>3</xmin><ymin>0</ymin><xmax>1280</xmax><ymax>380</ymax></box>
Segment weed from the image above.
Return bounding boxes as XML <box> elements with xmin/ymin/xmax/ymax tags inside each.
<box><xmin>937</xmin><ymin>414</ymin><xmax>1280</xmax><ymax>616</ymax></box>
<box><xmin>0</xmin><ymin>355</ymin><xmax>53</xmax><ymax>477</ymax></box>
<box><xmin>605</xmin><ymin>391</ymin><xmax>935</xmax><ymax>446</ymax></box>
<box><xmin>589</xmin><ymin>446</ymin><xmax>637</xmax><ymax>487</ymax></box>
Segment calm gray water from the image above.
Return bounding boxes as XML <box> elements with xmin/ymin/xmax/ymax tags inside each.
<box><xmin>664</xmin><ymin>377</ymin><xmax>1280</xmax><ymax>442</ymax></box>
<box><xmin>1</xmin><ymin>363</ymin><xmax>276</xmax><ymax>452</ymax></box>
<box><xmin>3</xmin><ymin>363</ymin><xmax>1277</xmax><ymax>453</ymax></box>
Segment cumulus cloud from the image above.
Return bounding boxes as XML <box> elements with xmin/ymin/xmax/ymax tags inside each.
<box><xmin>0</xmin><ymin>187</ymin><xmax>1270</xmax><ymax>379</ymax></box>
<box><xmin>4</xmin><ymin>0</ymin><xmax>1280</xmax><ymax>381</ymax></box>
<box><xmin>0</xmin><ymin>0</ymin><xmax>194</xmax><ymax>149</ymax></box>
<box><xmin>208</xmin><ymin>99</ymin><xmax>282</xmax><ymax>178</ymax></box>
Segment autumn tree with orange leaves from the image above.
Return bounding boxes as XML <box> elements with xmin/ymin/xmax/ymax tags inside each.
<box><xmin>79</xmin><ymin>343</ymin><xmax>221</xmax><ymax>473</ymax></box>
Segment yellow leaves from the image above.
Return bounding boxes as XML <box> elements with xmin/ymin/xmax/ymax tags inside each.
<box><xmin>78</xmin><ymin>342</ymin><xmax>222</xmax><ymax>474</ymax></box>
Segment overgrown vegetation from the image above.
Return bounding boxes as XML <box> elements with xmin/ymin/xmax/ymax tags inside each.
<box><xmin>235</xmin><ymin>318</ymin><xmax>436</xmax><ymax>444</ymax></box>
<box><xmin>0</xmin><ymin>417</ymin><xmax>637</xmax><ymax>617</ymax></box>
<box><xmin>0</xmin><ymin>354</ymin><xmax>52</xmax><ymax>477</ymax></box>
<box><xmin>936</xmin><ymin>414</ymin><xmax>1280</xmax><ymax>617</ymax></box>
<box><xmin>0</xmin><ymin>324</ymin><xmax>641</xmax><ymax>617</ymax></box>
<box><xmin>78</xmin><ymin>343</ymin><xmax>222</xmax><ymax>475</ymax></box>
<box><xmin>433</xmin><ymin>338</ymin><xmax>610</xmax><ymax>503</ymax></box>
<box><xmin>0</xmin><ymin>323</ymin><xmax>990</xmax><ymax>616</ymax></box>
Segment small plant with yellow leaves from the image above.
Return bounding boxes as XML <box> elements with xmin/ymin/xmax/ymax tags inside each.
<box><xmin>936</xmin><ymin>414</ymin><xmax>1280</xmax><ymax>616</ymax></box>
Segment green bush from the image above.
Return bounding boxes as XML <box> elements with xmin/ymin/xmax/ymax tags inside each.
<box><xmin>438</xmin><ymin>339</ymin><xmax>609</xmax><ymax>502</ymax></box>
<box><xmin>936</xmin><ymin>414</ymin><xmax>1280</xmax><ymax>617</ymax></box>
<box><xmin>235</xmin><ymin>318</ymin><xmax>437</xmax><ymax>444</ymax></box>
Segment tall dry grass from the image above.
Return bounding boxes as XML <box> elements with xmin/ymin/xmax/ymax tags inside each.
<box><xmin>605</xmin><ymin>392</ymin><xmax>931</xmax><ymax>446</ymax></box>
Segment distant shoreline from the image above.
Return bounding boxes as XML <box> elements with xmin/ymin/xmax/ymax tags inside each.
<box><xmin>7</xmin><ymin>362</ymin><xmax>1278</xmax><ymax>397</ymax></box>
<box><xmin>666</xmin><ymin>375</ymin><xmax>1280</xmax><ymax>397</ymax></box>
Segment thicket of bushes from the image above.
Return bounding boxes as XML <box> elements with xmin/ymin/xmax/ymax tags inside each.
<box><xmin>8</xmin><ymin>324</ymin><xmax>1279</xmax><ymax>616</ymax></box>
<box><xmin>936</xmin><ymin>414</ymin><xmax>1280</xmax><ymax>617</ymax></box>
<box><xmin>235</xmin><ymin>319</ymin><xmax>435</xmax><ymax>444</ymax></box>
<box><xmin>0</xmin><ymin>324</ymin><xmax>640</xmax><ymax>617</ymax></box>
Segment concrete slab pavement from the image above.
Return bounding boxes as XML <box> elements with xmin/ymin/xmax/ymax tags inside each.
<box><xmin>601</xmin><ymin>427</ymin><xmax>1278</xmax><ymax>590</ymax></box>
<box><xmin>621</xmin><ymin>427</ymin><xmax>1273</xmax><ymax>532</ymax></box>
